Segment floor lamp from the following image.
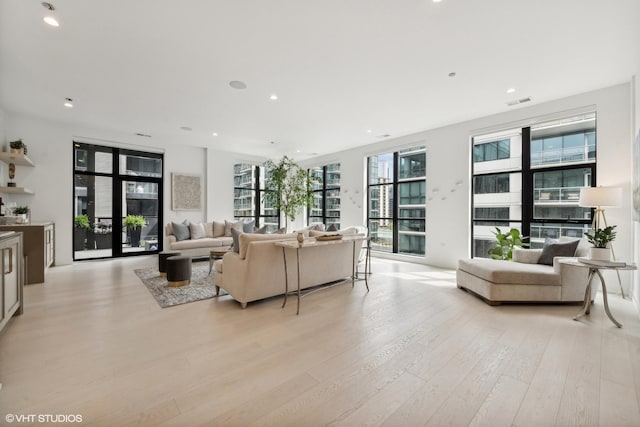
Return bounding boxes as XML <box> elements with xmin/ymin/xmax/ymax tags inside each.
<box><xmin>578</xmin><ymin>186</ymin><xmax>624</xmax><ymax>297</ymax></box>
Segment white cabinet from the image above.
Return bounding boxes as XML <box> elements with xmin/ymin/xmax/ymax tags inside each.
<box><xmin>0</xmin><ymin>231</ymin><xmax>23</xmax><ymax>333</ymax></box>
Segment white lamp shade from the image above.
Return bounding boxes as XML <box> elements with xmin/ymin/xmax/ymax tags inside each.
<box><xmin>578</xmin><ymin>186</ymin><xmax>622</xmax><ymax>208</ymax></box>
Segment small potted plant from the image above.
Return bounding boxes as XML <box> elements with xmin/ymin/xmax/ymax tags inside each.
<box><xmin>13</xmin><ymin>205</ymin><xmax>29</xmax><ymax>223</ymax></box>
<box><xmin>74</xmin><ymin>214</ymin><xmax>91</xmax><ymax>250</ymax></box>
<box><xmin>124</xmin><ymin>215</ymin><xmax>146</xmax><ymax>247</ymax></box>
<box><xmin>9</xmin><ymin>139</ymin><xmax>25</xmax><ymax>155</ymax></box>
<box><xmin>584</xmin><ymin>225</ymin><xmax>616</xmax><ymax>261</ymax></box>
<box><xmin>93</xmin><ymin>221</ymin><xmax>113</xmax><ymax>249</ymax></box>
<box><xmin>488</xmin><ymin>227</ymin><xmax>529</xmax><ymax>261</ymax></box>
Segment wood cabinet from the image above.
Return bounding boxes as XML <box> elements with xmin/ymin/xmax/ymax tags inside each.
<box><xmin>0</xmin><ymin>231</ymin><xmax>23</xmax><ymax>334</ymax></box>
<box><xmin>0</xmin><ymin>223</ymin><xmax>54</xmax><ymax>284</ymax></box>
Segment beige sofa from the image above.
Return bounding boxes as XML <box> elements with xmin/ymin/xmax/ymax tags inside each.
<box><xmin>456</xmin><ymin>239</ymin><xmax>595</xmax><ymax>305</ymax></box>
<box><xmin>165</xmin><ymin>222</ymin><xmax>232</xmax><ymax>258</ymax></box>
<box><xmin>214</xmin><ymin>228</ymin><xmax>366</xmax><ymax>308</ymax></box>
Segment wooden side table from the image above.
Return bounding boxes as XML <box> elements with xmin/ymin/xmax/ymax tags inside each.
<box><xmin>208</xmin><ymin>247</ymin><xmax>231</xmax><ymax>275</ymax></box>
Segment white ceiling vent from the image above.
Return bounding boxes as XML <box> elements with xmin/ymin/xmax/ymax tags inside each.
<box><xmin>507</xmin><ymin>97</ymin><xmax>532</xmax><ymax>106</ymax></box>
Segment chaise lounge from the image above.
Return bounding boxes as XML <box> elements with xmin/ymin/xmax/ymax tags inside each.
<box><xmin>456</xmin><ymin>238</ymin><xmax>596</xmax><ymax>305</ymax></box>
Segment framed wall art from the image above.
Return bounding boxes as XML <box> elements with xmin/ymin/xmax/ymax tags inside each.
<box><xmin>171</xmin><ymin>173</ymin><xmax>202</xmax><ymax>211</ymax></box>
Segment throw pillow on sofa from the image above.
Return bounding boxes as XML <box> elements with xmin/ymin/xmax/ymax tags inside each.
<box><xmin>537</xmin><ymin>238</ymin><xmax>580</xmax><ymax>266</ymax></box>
<box><xmin>225</xmin><ymin>220</ymin><xmax>243</xmax><ymax>237</ymax></box>
<box><xmin>189</xmin><ymin>222</ymin><xmax>206</xmax><ymax>240</ymax></box>
<box><xmin>230</xmin><ymin>228</ymin><xmax>243</xmax><ymax>253</ymax></box>
<box><xmin>242</xmin><ymin>219</ymin><xmax>255</xmax><ymax>233</ymax></box>
<box><xmin>172</xmin><ymin>221</ymin><xmax>191</xmax><ymax>241</ymax></box>
<box><xmin>213</xmin><ymin>221</ymin><xmax>226</xmax><ymax>237</ymax></box>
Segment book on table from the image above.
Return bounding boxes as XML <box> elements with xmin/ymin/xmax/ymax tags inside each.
<box><xmin>577</xmin><ymin>258</ymin><xmax>626</xmax><ymax>267</ymax></box>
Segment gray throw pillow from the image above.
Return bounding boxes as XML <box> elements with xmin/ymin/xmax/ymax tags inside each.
<box><xmin>172</xmin><ymin>221</ymin><xmax>190</xmax><ymax>241</ymax></box>
<box><xmin>271</xmin><ymin>227</ymin><xmax>286</xmax><ymax>234</ymax></box>
<box><xmin>242</xmin><ymin>219</ymin><xmax>255</xmax><ymax>233</ymax></box>
<box><xmin>326</xmin><ymin>223</ymin><xmax>338</xmax><ymax>232</ymax></box>
<box><xmin>537</xmin><ymin>238</ymin><xmax>579</xmax><ymax>266</ymax></box>
<box><xmin>254</xmin><ymin>225</ymin><xmax>267</xmax><ymax>234</ymax></box>
<box><xmin>230</xmin><ymin>227</ymin><xmax>243</xmax><ymax>253</ymax></box>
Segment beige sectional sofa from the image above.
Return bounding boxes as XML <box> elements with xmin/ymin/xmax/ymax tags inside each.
<box><xmin>214</xmin><ymin>227</ymin><xmax>366</xmax><ymax>308</ymax></box>
<box><xmin>457</xmin><ymin>238</ymin><xmax>596</xmax><ymax>305</ymax></box>
<box><xmin>165</xmin><ymin>221</ymin><xmax>233</xmax><ymax>258</ymax></box>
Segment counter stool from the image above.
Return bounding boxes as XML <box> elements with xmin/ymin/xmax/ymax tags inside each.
<box><xmin>166</xmin><ymin>256</ymin><xmax>191</xmax><ymax>287</ymax></box>
<box><xmin>159</xmin><ymin>251</ymin><xmax>181</xmax><ymax>277</ymax></box>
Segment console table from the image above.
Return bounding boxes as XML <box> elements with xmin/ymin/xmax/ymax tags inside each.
<box><xmin>562</xmin><ymin>259</ymin><xmax>637</xmax><ymax>328</ymax></box>
<box><xmin>276</xmin><ymin>235</ymin><xmax>367</xmax><ymax>315</ymax></box>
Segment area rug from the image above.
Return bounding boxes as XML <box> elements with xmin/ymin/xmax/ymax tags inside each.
<box><xmin>134</xmin><ymin>261</ymin><xmax>225</xmax><ymax>308</ymax></box>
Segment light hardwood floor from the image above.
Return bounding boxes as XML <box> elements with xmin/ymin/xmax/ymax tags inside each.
<box><xmin>1</xmin><ymin>256</ymin><xmax>640</xmax><ymax>426</ymax></box>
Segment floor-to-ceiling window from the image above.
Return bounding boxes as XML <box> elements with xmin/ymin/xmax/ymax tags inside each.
<box><xmin>471</xmin><ymin>113</ymin><xmax>596</xmax><ymax>257</ymax></box>
<box><xmin>233</xmin><ymin>163</ymin><xmax>279</xmax><ymax>232</ymax></box>
<box><xmin>73</xmin><ymin>143</ymin><xmax>163</xmax><ymax>260</ymax></box>
<box><xmin>308</xmin><ymin>163</ymin><xmax>341</xmax><ymax>229</ymax></box>
<box><xmin>367</xmin><ymin>146</ymin><xmax>426</xmax><ymax>256</ymax></box>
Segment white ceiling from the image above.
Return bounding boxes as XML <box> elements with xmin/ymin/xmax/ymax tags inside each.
<box><xmin>1</xmin><ymin>0</ymin><xmax>638</xmax><ymax>159</ymax></box>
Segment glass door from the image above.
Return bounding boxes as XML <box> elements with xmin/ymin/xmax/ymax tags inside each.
<box><xmin>73</xmin><ymin>143</ymin><xmax>163</xmax><ymax>260</ymax></box>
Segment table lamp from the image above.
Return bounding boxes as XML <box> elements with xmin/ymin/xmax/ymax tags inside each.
<box><xmin>579</xmin><ymin>186</ymin><xmax>624</xmax><ymax>296</ymax></box>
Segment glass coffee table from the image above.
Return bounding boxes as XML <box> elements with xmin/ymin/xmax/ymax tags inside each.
<box><xmin>209</xmin><ymin>246</ymin><xmax>231</xmax><ymax>275</ymax></box>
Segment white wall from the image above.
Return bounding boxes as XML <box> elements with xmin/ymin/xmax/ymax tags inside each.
<box><xmin>304</xmin><ymin>84</ymin><xmax>634</xmax><ymax>294</ymax></box>
<box><xmin>4</xmin><ymin>113</ymin><xmax>212</xmax><ymax>266</ymax></box>
<box><xmin>633</xmin><ymin>72</ymin><xmax>640</xmax><ymax>314</ymax></box>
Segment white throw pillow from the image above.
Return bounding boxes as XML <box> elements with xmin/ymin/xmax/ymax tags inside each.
<box><xmin>189</xmin><ymin>222</ymin><xmax>206</xmax><ymax>240</ymax></box>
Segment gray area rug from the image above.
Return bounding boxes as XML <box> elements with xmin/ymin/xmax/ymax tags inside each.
<box><xmin>134</xmin><ymin>261</ymin><xmax>224</xmax><ymax>308</ymax></box>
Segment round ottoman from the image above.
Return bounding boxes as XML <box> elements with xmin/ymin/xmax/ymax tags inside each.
<box><xmin>159</xmin><ymin>251</ymin><xmax>181</xmax><ymax>277</ymax></box>
<box><xmin>166</xmin><ymin>256</ymin><xmax>191</xmax><ymax>287</ymax></box>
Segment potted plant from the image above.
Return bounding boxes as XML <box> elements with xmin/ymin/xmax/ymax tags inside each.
<box><xmin>93</xmin><ymin>221</ymin><xmax>113</xmax><ymax>249</ymax></box>
<box><xmin>74</xmin><ymin>214</ymin><xmax>91</xmax><ymax>250</ymax></box>
<box><xmin>488</xmin><ymin>227</ymin><xmax>529</xmax><ymax>261</ymax></box>
<box><xmin>263</xmin><ymin>156</ymin><xmax>316</xmax><ymax>231</ymax></box>
<box><xmin>124</xmin><ymin>215</ymin><xmax>146</xmax><ymax>247</ymax></box>
<box><xmin>9</xmin><ymin>139</ymin><xmax>25</xmax><ymax>155</ymax></box>
<box><xmin>584</xmin><ymin>225</ymin><xmax>616</xmax><ymax>261</ymax></box>
<box><xmin>13</xmin><ymin>205</ymin><xmax>29</xmax><ymax>223</ymax></box>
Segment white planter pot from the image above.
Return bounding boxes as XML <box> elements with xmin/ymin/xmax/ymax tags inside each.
<box><xmin>589</xmin><ymin>247</ymin><xmax>610</xmax><ymax>261</ymax></box>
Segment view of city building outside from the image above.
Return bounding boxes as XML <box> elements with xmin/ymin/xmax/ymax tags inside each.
<box><xmin>309</xmin><ymin>163</ymin><xmax>341</xmax><ymax>229</ymax></box>
<box><xmin>233</xmin><ymin>163</ymin><xmax>279</xmax><ymax>232</ymax></box>
<box><xmin>472</xmin><ymin>113</ymin><xmax>596</xmax><ymax>258</ymax></box>
<box><xmin>368</xmin><ymin>147</ymin><xmax>426</xmax><ymax>256</ymax></box>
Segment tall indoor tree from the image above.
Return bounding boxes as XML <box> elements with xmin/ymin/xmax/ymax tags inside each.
<box><xmin>263</xmin><ymin>156</ymin><xmax>315</xmax><ymax>231</ymax></box>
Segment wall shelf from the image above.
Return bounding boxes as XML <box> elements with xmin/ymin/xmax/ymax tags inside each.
<box><xmin>0</xmin><ymin>186</ymin><xmax>34</xmax><ymax>195</ymax></box>
<box><xmin>0</xmin><ymin>152</ymin><xmax>35</xmax><ymax>167</ymax></box>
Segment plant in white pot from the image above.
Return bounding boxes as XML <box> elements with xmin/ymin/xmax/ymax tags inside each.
<box><xmin>584</xmin><ymin>225</ymin><xmax>616</xmax><ymax>261</ymax></box>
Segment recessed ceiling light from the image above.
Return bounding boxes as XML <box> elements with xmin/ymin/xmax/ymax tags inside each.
<box><xmin>448</xmin><ymin>72</ymin><xmax>456</xmax><ymax>77</ymax></box>
<box><xmin>507</xmin><ymin>87</ymin><xmax>516</xmax><ymax>94</ymax></box>
<box><xmin>43</xmin><ymin>16</ymin><xmax>59</xmax><ymax>27</ymax></box>
<box><xmin>433</xmin><ymin>0</ymin><xmax>443</xmax><ymax>3</ymax></box>
<box><xmin>296</xmin><ymin>150</ymin><xmax>301</xmax><ymax>153</ymax></box>
<box><xmin>229</xmin><ymin>80</ymin><xmax>247</xmax><ymax>90</ymax></box>
<box><xmin>180</xmin><ymin>126</ymin><xmax>192</xmax><ymax>131</ymax></box>
<box><xmin>366</xmin><ymin>129</ymin><xmax>372</xmax><ymax>133</ymax></box>
<box><xmin>63</xmin><ymin>97</ymin><xmax>73</xmax><ymax>108</ymax></box>
<box><xmin>270</xmin><ymin>94</ymin><xmax>278</xmax><ymax>100</ymax></box>
<box><xmin>212</xmin><ymin>132</ymin><xmax>218</xmax><ymax>137</ymax></box>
